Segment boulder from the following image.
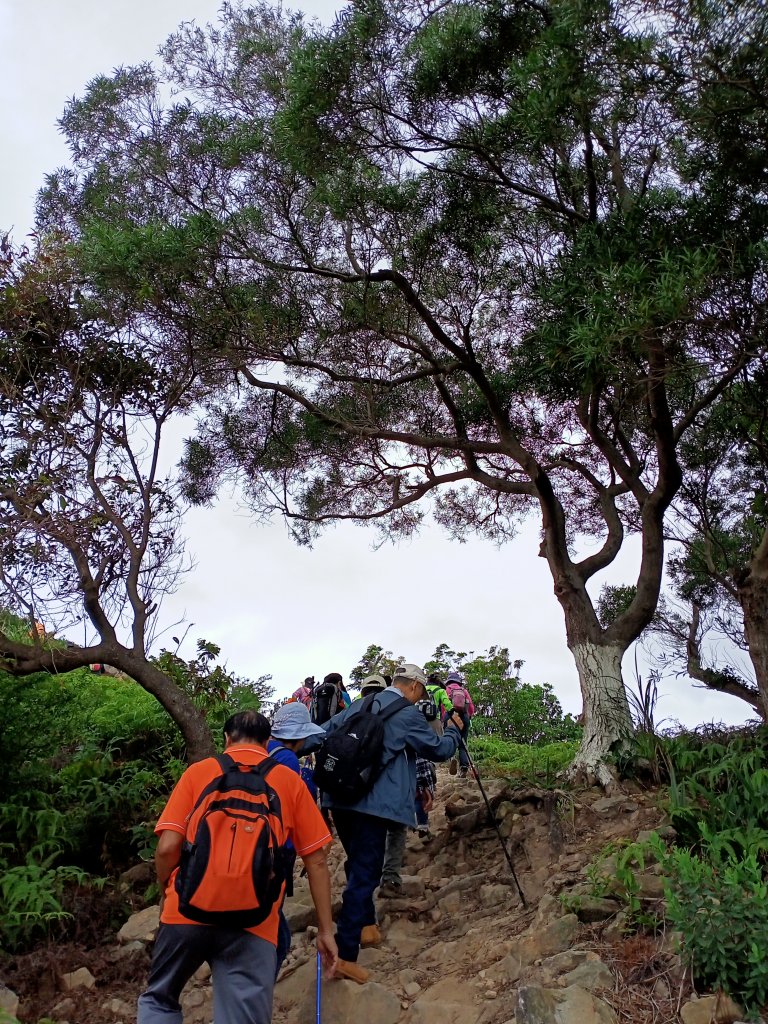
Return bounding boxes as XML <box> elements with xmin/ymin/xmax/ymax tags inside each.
<box><xmin>592</xmin><ymin>796</ymin><xmax>639</xmax><ymax>815</ymax></box>
<box><xmin>399</xmin><ymin>875</ymin><xmax>426</xmax><ymax>899</ymax></box>
<box><xmin>410</xmin><ymin>977</ymin><xmax>486</xmax><ymax>1024</ymax></box>
<box><xmin>102</xmin><ymin>996</ymin><xmax>136</xmax><ymax>1018</ymax></box>
<box><xmin>61</xmin><ymin>967</ymin><xmax>96</xmax><ymax>991</ymax></box>
<box><xmin>680</xmin><ymin>993</ymin><xmax>744</xmax><ymax>1024</ymax></box>
<box><xmin>561</xmin><ymin>959</ymin><xmax>614</xmax><ymax>992</ymax></box>
<box><xmin>480</xmin><ymin>883</ymin><xmax>511</xmax><ymax>908</ymax></box>
<box><xmin>635</xmin><ymin>873</ymin><xmax>666</xmax><ymax>899</ymax></box>
<box><xmin>0</xmin><ymin>984</ymin><xmax>19</xmax><ymax>1019</ymax></box>
<box><xmin>573</xmin><ymin>897</ymin><xmax>622</xmax><ymax>923</ymax></box>
<box><xmin>284</xmin><ymin>901</ymin><xmax>316</xmax><ymax>932</ymax></box>
<box><xmin>117</xmin><ymin>905</ymin><xmax>160</xmax><ymax>944</ymax></box>
<box><xmin>180</xmin><ymin>983</ymin><xmax>213</xmax><ymax>1024</ymax></box>
<box><xmin>299</xmin><ymin>979</ymin><xmax>400</xmax><ymax>1024</ymax></box>
<box><xmin>517</xmin><ymin>984</ymin><xmax>618</xmax><ymax>1024</ymax></box>
<box><xmin>119</xmin><ymin>862</ymin><xmax>154</xmax><ymax>886</ymax></box>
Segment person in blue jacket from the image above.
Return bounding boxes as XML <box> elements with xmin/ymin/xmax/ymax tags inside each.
<box><xmin>268</xmin><ymin>701</ymin><xmax>326</xmax><ymax>977</ymax></box>
<box><xmin>300</xmin><ymin>662</ymin><xmax>463</xmax><ymax>982</ymax></box>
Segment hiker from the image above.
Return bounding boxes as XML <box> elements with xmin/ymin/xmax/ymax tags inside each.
<box><xmin>267</xmin><ymin>702</ymin><xmax>327</xmax><ymax>979</ymax></box>
<box><xmin>380</xmin><ymin>693</ymin><xmax>440</xmax><ymax>894</ymax></box>
<box><xmin>300</xmin><ymin>663</ymin><xmax>463</xmax><ymax>981</ymax></box>
<box><xmin>310</xmin><ymin>671</ymin><xmax>350</xmax><ymax>724</ymax></box>
<box><xmin>291</xmin><ymin>676</ymin><xmax>315</xmax><ymax>708</ymax></box>
<box><xmin>445</xmin><ymin>671</ymin><xmax>476</xmax><ymax>777</ymax></box>
<box><xmin>137</xmin><ymin>709</ymin><xmax>337</xmax><ymax>1024</ymax></box>
<box><xmin>425</xmin><ymin>672</ymin><xmax>453</xmax><ymax>735</ymax></box>
<box><xmin>358</xmin><ymin>672</ymin><xmax>388</xmax><ymax>698</ymax></box>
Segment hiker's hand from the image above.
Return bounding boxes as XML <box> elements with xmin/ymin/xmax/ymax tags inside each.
<box><xmin>421</xmin><ymin>789</ymin><xmax>434</xmax><ymax>812</ymax></box>
<box><xmin>317</xmin><ymin>929</ymin><xmax>338</xmax><ymax>977</ymax></box>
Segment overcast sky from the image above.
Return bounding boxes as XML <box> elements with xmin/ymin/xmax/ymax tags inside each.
<box><xmin>0</xmin><ymin>0</ymin><xmax>753</xmax><ymax>727</ymax></box>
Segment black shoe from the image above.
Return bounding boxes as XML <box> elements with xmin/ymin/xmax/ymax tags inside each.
<box><xmin>378</xmin><ymin>881</ymin><xmax>402</xmax><ymax>899</ymax></box>
<box><xmin>458</xmin><ymin>767</ymin><xmax>469</xmax><ymax>778</ymax></box>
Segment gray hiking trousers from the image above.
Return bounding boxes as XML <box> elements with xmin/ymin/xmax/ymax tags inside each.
<box><xmin>137</xmin><ymin>922</ymin><xmax>277</xmax><ymax>1024</ymax></box>
<box><xmin>381</xmin><ymin>824</ymin><xmax>407</xmax><ymax>886</ymax></box>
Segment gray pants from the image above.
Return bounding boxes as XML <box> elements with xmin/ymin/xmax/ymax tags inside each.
<box><xmin>138</xmin><ymin>923</ymin><xmax>277</xmax><ymax>1024</ymax></box>
<box><xmin>381</xmin><ymin>824</ymin><xmax>407</xmax><ymax>885</ymax></box>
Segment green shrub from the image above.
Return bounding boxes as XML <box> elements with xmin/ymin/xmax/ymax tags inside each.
<box><xmin>469</xmin><ymin>735</ymin><xmax>578</xmax><ymax>782</ymax></box>
<box><xmin>663</xmin><ymin>849</ymin><xmax>768</xmax><ymax>1012</ymax></box>
<box><xmin>0</xmin><ymin>861</ymin><xmax>93</xmax><ymax>952</ymax></box>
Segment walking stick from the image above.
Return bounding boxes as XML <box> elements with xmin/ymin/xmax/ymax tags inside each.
<box><xmin>457</xmin><ymin>733</ymin><xmax>527</xmax><ymax>908</ymax></box>
<box><xmin>316</xmin><ymin>951</ymin><xmax>322</xmax><ymax>1024</ymax></box>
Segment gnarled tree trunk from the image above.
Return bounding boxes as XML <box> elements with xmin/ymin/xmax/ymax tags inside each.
<box><xmin>737</xmin><ymin>542</ymin><xmax>768</xmax><ymax>719</ymax></box>
<box><xmin>567</xmin><ymin>641</ymin><xmax>632</xmax><ymax>789</ymax></box>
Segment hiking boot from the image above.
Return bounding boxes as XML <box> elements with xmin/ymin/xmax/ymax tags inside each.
<box><xmin>458</xmin><ymin>766</ymin><xmax>469</xmax><ymax>778</ymax></box>
<box><xmin>378</xmin><ymin>881</ymin><xmax>402</xmax><ymax>899</ymax></box>
<box><xmin>335</xmin><ymin>959</ymin><xmax>370</xmax><ymax>984</ymax></box>
<box><xmin>449</xmin><ymin>758</ymin><xmax>458</xmax><ymax>776</ymax></box>
<box><xmin>417</xmin><ymin>827</ymin><xmax>433</xmax><ymax>840</ymax></box>
<box><xmin>360</xmin><ymin>924</ymin><xmax>382</xmax><ymax>947</ymax></box>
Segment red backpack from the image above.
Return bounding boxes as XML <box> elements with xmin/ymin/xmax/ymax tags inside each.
<box><xmin>175</xmin><ymin>754</ymin><xmax>287</xmax><ymax>927</ymax></box>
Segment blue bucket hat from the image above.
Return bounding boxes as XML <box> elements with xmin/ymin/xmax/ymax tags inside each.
<box><xmin>271</xmin><ymin>701</ymin><xmax>326</xmax><ymax>741</ymax></box>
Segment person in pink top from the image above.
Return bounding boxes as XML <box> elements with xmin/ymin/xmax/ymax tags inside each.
<box><xmin>445</xmin><ymin>671</ymin><xmax>475</xmax><ymax>777</ymax></box>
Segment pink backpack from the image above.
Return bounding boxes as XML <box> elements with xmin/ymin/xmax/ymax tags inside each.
<box><xmin>448</xmin><ymin>683</ymin><xmax>468</xmax><ymax>711</ymax></box>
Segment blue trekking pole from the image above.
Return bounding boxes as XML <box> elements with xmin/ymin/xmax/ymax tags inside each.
<box><xmin>316</xmin><ymin>951</ymin><xmax>322</xmax><ymax>1024</ymax></box>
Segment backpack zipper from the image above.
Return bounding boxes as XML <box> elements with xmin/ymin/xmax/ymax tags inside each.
<box><xmin>228</xmin><ymin>821</ymin><xmax>237</xmax><ymax>870</ymax></box>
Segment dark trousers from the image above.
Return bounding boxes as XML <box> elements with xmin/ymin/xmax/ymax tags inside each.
<box><xmin>331</xmin><ymin>809</ymin><xmax>392</xmax><ymax>962</ymax></box>
<box><xmin>456</xmin><ymin>712</ymin><xmax>471</xmax><ymax>768</ymax></box>
<box><xmin>137</xmin><ymin>922</ymin><xmax>276</xmax><ymax>1024</ymax></box>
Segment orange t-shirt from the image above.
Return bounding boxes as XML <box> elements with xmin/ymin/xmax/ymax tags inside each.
<box><xmin>155</xmin><ymin>744</ymin><xmax>332</xmax><ymax>944</ymax></box>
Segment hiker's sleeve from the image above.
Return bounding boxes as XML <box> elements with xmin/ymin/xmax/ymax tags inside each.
<box><xmin>408</xmin><ymin>709</ymin><xmax>461</xmax><ymax>760</ymax></box>
<box><xmin>291</xmin><ymin>778</ymin><xmax>333</xmax><ymax>857</ymax></box>
<box><xmin>466</xmin><ymin>692</ymin><xmax>476</xmax><ymax>716</ymax></box>
<box><xmin>154</xmin><ymin>764</ymin><xmax>199</xmax><ymax>835</ymax></box>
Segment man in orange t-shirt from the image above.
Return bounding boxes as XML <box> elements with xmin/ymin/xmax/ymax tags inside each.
<box><xmin>137</xmin><ymin>710</ymin><xmax>337</xmax><ymax>1024</ymax></box>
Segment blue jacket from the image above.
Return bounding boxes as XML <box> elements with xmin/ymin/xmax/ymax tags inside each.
<box><xmin>302</xmin><ymin>687</ymin><xmax>460</xmax><ymax>827</ymax></box>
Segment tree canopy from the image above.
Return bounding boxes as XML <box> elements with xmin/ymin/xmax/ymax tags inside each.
<box><xmin>29</xmin><ymin>0</ymin><xmax>768</xmax><ymax>782</ymax></box>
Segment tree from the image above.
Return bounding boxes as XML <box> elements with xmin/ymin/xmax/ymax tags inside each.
<box><xmin>349</xmin><ymin>643</ymin><xmax>404</xmax><ymax>687</ymax></box>
<box><xmin>0</xmin><ymin>236</ymin><xmax>215</xmax><ymax>761</ymax></box>
<box><xmin>650</xmin><ymin>386</ymin><xmax>768</xmax><ymax>717</ymax></box>
<box><xmin>38</xmin><ymin>0</ymin><xmax>767</xmax><ymax>784</ymax></box>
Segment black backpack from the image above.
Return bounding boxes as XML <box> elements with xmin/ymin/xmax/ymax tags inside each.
<box><xmin>313</xmin><ymin>693</ymin><xmax>411</xmax><ymax>802</ymax></box>
<box><xmin>310</xmin><ymin>682</ymin><xmax>342</xmax><ymax>724</ymax></box>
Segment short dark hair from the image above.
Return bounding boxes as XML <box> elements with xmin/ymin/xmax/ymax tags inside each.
<box><xmin>223</xmin><ymin>710</ymin><xmax>271</xmax><ymax>744</ymax></box>
<box><xmin>323</xmin><ymin>672</ymin><xmax>343</xmax><ymax>686</ymax></box>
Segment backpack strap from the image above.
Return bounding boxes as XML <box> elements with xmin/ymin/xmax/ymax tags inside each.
<box><xmin>368</xmin><ymin>693</ymin><xmax>412</xmax><ymax>721</ymax></box>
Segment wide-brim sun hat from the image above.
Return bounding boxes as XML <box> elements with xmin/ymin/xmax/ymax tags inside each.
<box><xmin>271</xmin><ymin>701</ymin><xmax>326</xmax><ymax>740</ymax></box>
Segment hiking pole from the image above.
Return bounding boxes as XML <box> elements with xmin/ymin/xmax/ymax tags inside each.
<box><xmin>316</xmin><ymin>951</ymin><xmax>322</xmax><ymax>1024</ymax></box>
<box><xmin>457</xmin><ymin>734</ymin><xmax>527</xmax><ymax>908</ymax></box>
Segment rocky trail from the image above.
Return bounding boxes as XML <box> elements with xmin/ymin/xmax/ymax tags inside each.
<box><xmin>2</xmin><ymin>768</ymin><xmax>742</xmax><ymax>1024</ymax></box>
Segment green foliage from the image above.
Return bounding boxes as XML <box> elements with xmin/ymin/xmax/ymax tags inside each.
<box><xmin>0</xmin><ymin>611</ymin><xmax>269</xmax><ymax>952</ymax></box>
<box><xmin>469</xmin><ymin>735</ymin><xmax>578</xmax><ymax>783</ymax></box>
<box><xmin>152</xmin><ymin>638</ymin><xmax>273</xmax><ymax>737</ymax></box>
<box><xmin>663</xmin><ymin>848</ymin><xmax>768</xmax><ymax>1011</ymax></box>
<box><xmin>0</xmin><ymin>862</ymin><xmax>93</xmax><ymax>952</ymax></box>
<box><xmin>349</xmin><ymin>644</ymin><xmax>404</xmax><ymax>687</ymax></box>
<box><xmin>596</xmin><ymin>726</ymin><xmax>768</xmax><ymax>1012</ymax></box>
<box><xmin>597</xmin><ymin>584</ymin><xmax>638</xmax><ymax>629</ymax></box>
<box><xmin>429</xmin><ymin>643</ymin><xmax>580</xmax><ymax>744</ymax></box>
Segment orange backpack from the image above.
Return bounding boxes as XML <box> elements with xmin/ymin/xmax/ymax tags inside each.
<box><xmin>175</xmin><ymin>754</ymin><xmax>287</xmax><ymax>927</ymax></box>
